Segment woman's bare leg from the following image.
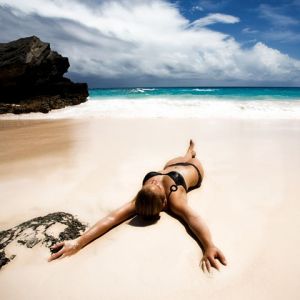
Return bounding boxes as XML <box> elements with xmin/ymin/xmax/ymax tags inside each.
<box><xmin>186</xmin><ymin>140</ymin><xmax>204</xmax><ymax>179</ymax></box>
<box><xmin>186</xmin><ymin>139</ymin><xmax>196</xmax><ymax>159</ymax></box>
<box><xmin>164</xmin><ymin>140</ymin><xmax>197</xmax><ymax>167</ymax></box>
<box><xmin>163</xmin><ymin>139</ymin><xmax>204</xmax><ymax>182</ymax></box>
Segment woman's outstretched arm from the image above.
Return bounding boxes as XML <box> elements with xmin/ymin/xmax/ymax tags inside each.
<box><xmin>168</xmin><ymin>193</ymin><xmax>227</xmax><ymax>272</ymax></box>
<box><xmin>48</xmin><ymin>200</ymin><xmax>136</xmax><ymax>261</ymax></box>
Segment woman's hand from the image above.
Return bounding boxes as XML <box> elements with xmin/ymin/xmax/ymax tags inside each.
<box><xmin>48</xmin><ymin>239</ymin><xmax>82</xmax><ymax>262</ymax></box>
<box><xmin>200</xmin><ymin>246</ymin><xmax>227</xmax><ymax>272</ymax></box>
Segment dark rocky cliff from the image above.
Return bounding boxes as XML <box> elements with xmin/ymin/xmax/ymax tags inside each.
<box><xmin>0</xmin><ymin>36</ymin><xmax>88</xmax><ymax>114</ymax></box>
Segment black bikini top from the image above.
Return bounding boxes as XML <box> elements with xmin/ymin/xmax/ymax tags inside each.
<box><xmin>142</xmin><ymin>171</ymin><xmax>188</xmax><ymax>193</ymax></box>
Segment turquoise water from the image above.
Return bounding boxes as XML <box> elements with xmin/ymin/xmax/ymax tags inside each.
<box><xmin>89</xmin><ymin>87</ymin><xmax>300</xmax><ymax>101</ymax></box>
<box><xmin>3</xmin><ymin>87</ymin><xmax>299</xmax><ymax>119</ymax></box>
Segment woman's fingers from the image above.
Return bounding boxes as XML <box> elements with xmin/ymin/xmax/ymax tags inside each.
<box><xmin>208</xmin><ymin>256</ymin><xmax>220</xmax><ymax>271</ymax></box>
<box><xmin>201</xmin><ymin>259</ymin><xmax>206</xmax><ymax>272</ymax></box>
<box><xmin>201</xmin><ymin>248</ymin><xmax>227</xmax><ymax>273</ymax></box>
<box><xmin>201</xmin><ymin>258</ymin><xmax>211</xmax><ymax>273</ymax></box>
<box><xmin>50</xmin><ymin>242</ymin><xmax>64</xmax><ymax>250</ymax></box>
<box><xmin>201</xmin><ymin>256</ymin><xmax>220</xmax><ymax>272</ymax></box>
<box><xmin>217</xmin><ymin>250</ymin><xmax>227</xmax><ymax>265</ymax></box>
<box><xmin>48</xmin><ymin>248</ymin><xmax>65</xmax><ymax>262</ymax></box>
<box><xmin>205</xmin><ymin>259</ymin><xmax>211</xmax><ymax>272</ymax></box>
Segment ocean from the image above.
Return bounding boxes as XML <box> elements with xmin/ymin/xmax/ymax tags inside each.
<box><xmin>86</xmin><ymin>87</ymin><xmax>300</xmax><ymax>119</ymax></box>
<box><xmin>1</xmin><ymin>87</ymin><xmax>300</xmax><ymax>119</ymax></box>
<box><xmin>89</xmin><ymin>87</ymin><xmax>300</xmax><ymax>100</ymax></box>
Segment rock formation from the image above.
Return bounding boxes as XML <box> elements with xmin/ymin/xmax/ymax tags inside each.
<box><xmin>0</xmin><ymin>36</ymin><xmax>88</xmax><ymax>114</ymax></box>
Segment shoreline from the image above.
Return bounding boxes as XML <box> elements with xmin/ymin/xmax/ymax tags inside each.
<box><xmin>1</xmin><ymin>98</ymin><xmax>300</xmax><ymax>120</ymax></box>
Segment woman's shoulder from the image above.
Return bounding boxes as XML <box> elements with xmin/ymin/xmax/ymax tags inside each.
<box><xmin>166</xmin><ymin>188</ymin><xmax>187</xmax><ymax>211</ymax></box>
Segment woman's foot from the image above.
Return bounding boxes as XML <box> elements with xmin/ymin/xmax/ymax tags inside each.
<box><xmin>190</xmin><ymin>139</ymin><xmax>196</xmax><ymax>158</ymax></box>
<box><xmin>186</xmin><ymin>139</ymin><xmax>196</xmax><ymax>158</ymax></box>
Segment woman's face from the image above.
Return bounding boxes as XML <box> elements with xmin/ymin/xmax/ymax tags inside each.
<box><xmin>146</xmin><ymin>181</ymin><xmax>167</xmax><ymax>210</ymax></box>
<box><xmin>148</xmin><ymin>178</ymin><xmax>162</xmax><ymax>189</ymax></box>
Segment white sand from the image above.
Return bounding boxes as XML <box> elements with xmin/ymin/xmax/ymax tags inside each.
<box><xmin>0</xmin><ymin>117</ymin><xmax>300</xmax><ymax>299</ymax></box>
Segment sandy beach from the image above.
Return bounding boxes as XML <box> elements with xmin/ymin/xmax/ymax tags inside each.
<box><xmin>0</xmin><ymin>116</ymin><xmax>300</xmax><ymax>299</ymax></box>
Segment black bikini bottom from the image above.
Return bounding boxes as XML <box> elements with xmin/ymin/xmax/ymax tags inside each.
<box><xmin>165</xmin><ymin>162</ymin><xmax>202</xmax><ymax>192</ymax></box>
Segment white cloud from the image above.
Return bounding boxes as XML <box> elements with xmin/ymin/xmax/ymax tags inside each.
<box><xmin>190</xmin><ymin>13</ymin><xmax>239</xmax><ymax>27</ymax></box>
<box><xmin>242</xmin><ymin>27</ymin><xmax>258</xmax><ymax>34</ymax></box>
<box><xmin>191</xmin><ymin>5</ymin><xmax>203</xmax><ymax>12</ymax></box>
<box><xmin>262</xmin><ymin>30</ymin><xmax>300</xmax><ymax>43</ymax></box>
<box><xmin>0</xmin><ymin>0</ymin><xmax>299</xmax><ymax>85</ymax></box>
<box><xmin>197</xmin><ymin>0</ymin><xmax>229</xmax><ymax>11</ymax></box>
<box><xmin>240</xmin><ymin>43</ymin><xmax>300</xmax><ymax>81</ymax></box>
<box><xmin>258</xmin><ymin>4</ymin><xmax>299</xmax><ymax>27</ymax></box>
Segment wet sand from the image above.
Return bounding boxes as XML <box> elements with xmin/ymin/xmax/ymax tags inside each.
<box><xmin>0</xmin><ymin>117</ymin><xmax>300</xmax><ymax>299</ymax></box>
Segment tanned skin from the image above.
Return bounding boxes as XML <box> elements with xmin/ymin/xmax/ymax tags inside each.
<box><xmin>49</xmin><ymin>140</ymin><xmax>227</xmax><ymax>272</ymax></box>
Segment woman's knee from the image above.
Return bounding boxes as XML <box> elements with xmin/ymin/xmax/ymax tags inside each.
<box><xmin>189</xmin><ymin>158</ymin><xmax>204</xmax><ymax>177</ymax></box>
<box><xmin>164</xmin><ymin>156</ymin><xmax>186</xmax><ymax>168</ymax></box>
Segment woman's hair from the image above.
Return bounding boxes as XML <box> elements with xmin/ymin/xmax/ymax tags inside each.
<box><xmin>135</xmin><ymin>186</ymin><xmax>165</xmax><ymax>218</ymax></box>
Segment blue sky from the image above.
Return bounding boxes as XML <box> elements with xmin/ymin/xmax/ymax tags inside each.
<box><xmin>175</xmin><ymin>0</ymin><xmax>300</xmax><ymax>60</ymax></box>
<box><xmin>0</xmin><ymin>0</ymin><xmax>300</xmax><ymax>87</ymax></box>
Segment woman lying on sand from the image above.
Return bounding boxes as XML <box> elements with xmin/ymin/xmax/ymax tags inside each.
<box><xmin>49</xmin><ymin>140</ymin><xmax>226</xmax><ymax>272</ymax></box>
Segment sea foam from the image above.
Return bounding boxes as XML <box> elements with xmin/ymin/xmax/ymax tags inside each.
<box><xmin>1</xmin><ymin>96</ymin><xmax>300</xmax><ymax>120</ymax></box>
